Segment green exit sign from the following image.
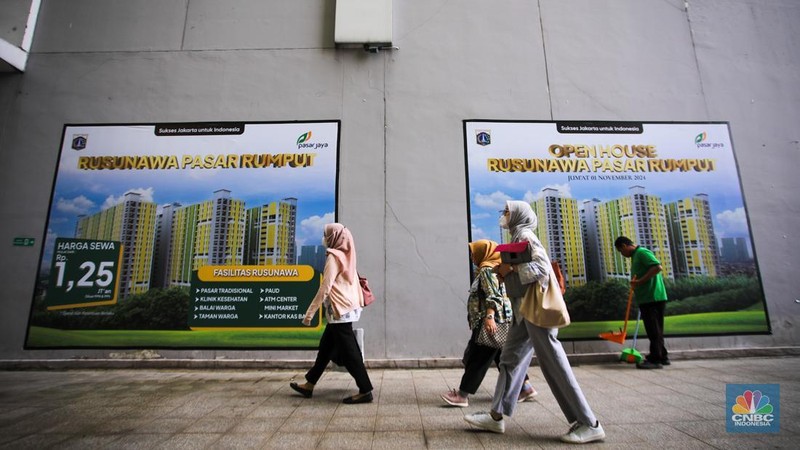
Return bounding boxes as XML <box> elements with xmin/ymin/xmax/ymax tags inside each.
<box><xmin>13</xmin><ymin>237</ymin><xmax>35</xmax><ymax>247</ymax></box>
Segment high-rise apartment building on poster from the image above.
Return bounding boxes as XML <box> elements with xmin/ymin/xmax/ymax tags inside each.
<box><xmin>75</xmin><ymin>191</ymin><xmax>157</xmax><ymax>299</ymax></box>
<box><xmin>586</xmin><ymin>186</ymin><xmax>674</xmax><ymax>282</ymax></box>
<box><xmin>196</xmin><ymin>189</ymin><xmax>246</xmax><ymax>267</ymax></box>
<box><xmin>532</xmin><ymin>188</ymin><xmax>587</xmax><ymax>287</ymax></box>
<box><xmin>245</xmin><ymin>198</ymin><xmax>298</xmax><ymax>266</ymax></box>
<box><xmin>617</xmin><ymin>186</ymin><xmax>674</xmax><ymax>280</ymax></box>
<box><xmin>721</xmin><ymin>237</ymin><xmax>750</xmax><ymax>262</ymax></box>
<box><xmin>151</xmin><ymin>202</ymin><xmax>181</xmax><ymax>289</ymax></box>
<box><xmin>580</xmin><ymin>198</ymin><xmax>603</xmax><ymax>282</ymax></box>
<box><xmin>594</xmin><ymin>197</ymin><xmax>628</xmax><ymax>281</ymax></box>
<box><xmin>299</xmin><ymin>245</ymin><xmax>327</xmax><ymax>274</ymax></box>
<box><xmin>167</xmin><ymin>190</ymin><xmax>246</xmax><ymax>287</ymax></box>
<box><xmin>168</xmin><ymin>204</ymin><xmax>199</xmax><ymax>287</ymax></box>
<box><xmin>665</xmin><ymin>194</ymin><xmax>720</xmax><ymax>277</ymax></box>
<box><xmin>504</xmin><ymin>185</ymin><xmax>726</xmax><ymax>286</ymax></box>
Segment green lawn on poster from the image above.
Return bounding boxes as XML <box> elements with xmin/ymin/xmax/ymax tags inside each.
<box><xmin>26</xmin><ymin>326</ymin><xmax>323</xmax><ymax>348</ymax></box>
<box><xmin>28</xmin><ymin>310</ymin><xmax>768</xmax><ymax>347</ymax></box>
<box><xmin>556</xmin><ymin>310</ymin><xmax>769</xmax><ymax>340</ymax></box>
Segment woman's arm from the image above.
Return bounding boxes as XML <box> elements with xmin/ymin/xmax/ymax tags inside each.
<box><xmin>478</xmin><ymin>268</ymin><xmax>503</xmax><ymax>332</ymax></box>
<box><xmin>302</xmin><ymin>255</ymin><xmax>339</xmax><ymax>325</ymax></box>
<box><xmin>478</xmin><ymin>268</ymin><xmax>505</xmax><ymax>314</ymax></box>
<box><xmin>515</xmin><ymin>235</ymin><xmax>550</xmax><ymax>287</ymax></box>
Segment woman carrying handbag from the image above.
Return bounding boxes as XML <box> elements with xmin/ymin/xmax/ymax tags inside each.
<box><xmin>289</xmin><ymin>223</ymin><xmax>373</xmax><ymax>404</ymax></box>
<box><xmin>440</xmin><ymin>239</ymin><xmax>537</xmax><ymax>408</ymax></box>
<box><xmin>464</xmin><ymin>201</ymin><xmax>605</xmax><ymax>444</ymax></box>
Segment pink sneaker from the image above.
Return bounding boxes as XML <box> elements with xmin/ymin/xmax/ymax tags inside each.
<box><xmin>517</xmin><ymin>385</ymin><xmax>538</xmax><ymax>403</ymax></box>
<box><xmin>441</xmin><ymin>389</ymin><xmax>468</xmax><ymax>407</ymax></box>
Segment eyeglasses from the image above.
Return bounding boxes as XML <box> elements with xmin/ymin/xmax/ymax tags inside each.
<box><xmin>498</xmin><ymin>209</ymin><xmax>509</xmax><ymax>215</ymax></box>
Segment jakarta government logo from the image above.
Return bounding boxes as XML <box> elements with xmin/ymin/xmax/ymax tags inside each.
<box><xmin>71</xmin><ymin>134</ymin><xmax>88</xmax><ymax>150</ymax></box>
<box><xmin>296</xmin><ymin>131</ymin><xmax>329</xmax><ymax>150</ymax></box>
<box><xmin>475</xmin><ymin>130</ymin><xmax>491</xmax><ymax>146</ymax></box>
<box><xmin>726</xmin><ymin>384</ymin><xmax>779</xmax><ymax>433</ymax></box>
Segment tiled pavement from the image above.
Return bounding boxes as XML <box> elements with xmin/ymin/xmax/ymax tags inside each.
<box><xmin>0</xmin><ymin>356</ymin><xmax>797</xmax><ymax>449</ymax></box>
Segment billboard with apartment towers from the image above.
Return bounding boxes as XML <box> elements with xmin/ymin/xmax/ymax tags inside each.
<box><xmin>464</xmin><ymin>120</ymin><xmax>769</xmax><ymax>340</ymax></box>
<box><xmin>26</xmin><ymin>121</ymin><xmax>340</xmax><ymax>349</ymax></box>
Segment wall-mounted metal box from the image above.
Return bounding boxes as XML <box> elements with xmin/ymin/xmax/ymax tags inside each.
<box><xmin>334</xmin><ymin>0</ymin><xmax>392</xmax><ymax>47</ymax></box>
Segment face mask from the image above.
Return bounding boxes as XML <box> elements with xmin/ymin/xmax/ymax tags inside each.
<box><xmin>499</xmin><ymin>215</ymin><xmax>509</xmax><ymax>229</ymax></box>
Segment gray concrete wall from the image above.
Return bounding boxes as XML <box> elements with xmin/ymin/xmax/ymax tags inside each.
<box><xmin>1</xmin><ymin>0</ymin><xmax>798</xmax><ymax>362</ymax></box>
<box><xmin>0</xmin><ymin>0</ymin><xmax>32</xmax><ymax>47</ymax></box>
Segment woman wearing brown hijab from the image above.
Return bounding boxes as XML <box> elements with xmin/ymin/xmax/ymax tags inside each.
<box><xmin>440</xmin><ymin>239</ymin><xmax>537</xmax><ymax>407</ymax></box>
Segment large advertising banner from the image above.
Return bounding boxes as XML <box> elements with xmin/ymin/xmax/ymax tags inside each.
<box><xmin>26</xmin><ymin>121</ymin><xmax>339</xmax><ymax>349</ymax></box>
<box><xmin>464</xmin><ymin>120</ymin><xmax>770</xmax><ymax>340</ymax></box>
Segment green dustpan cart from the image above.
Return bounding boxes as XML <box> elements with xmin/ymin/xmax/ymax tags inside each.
<box><xmin>620</xmin><ymin>310</ymin><xmax>643</xmax><ymax>364</ymax></box>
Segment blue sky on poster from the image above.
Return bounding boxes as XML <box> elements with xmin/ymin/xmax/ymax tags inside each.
<box><xmin>465</xmin><ymin>122</ymin><xmax>752</xmax><ymax>250</ymax></box>
<box><xmin>41</xmin><ymin>123</ymin><xmax>338</xmax><ymax>269</ymax></box>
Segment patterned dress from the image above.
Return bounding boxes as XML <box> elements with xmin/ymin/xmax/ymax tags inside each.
<box><xmin>466</xmin><ymin>267</ymin><xmax>513</xmax><ymax>330</ymax></box>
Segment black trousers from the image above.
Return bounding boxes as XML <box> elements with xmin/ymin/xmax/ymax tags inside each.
<box><xmin>639</xmin><ymin>302</ymin><xmax>668</xmax><ymax>362</ymax></box>
<box><xmin>305</xmin><ymin>322</ymin><xmax>373</xmax><ymax>394</ymax></box>
<box><xmin>460</xmin><ymin>327</ymin><xmax>530</xmax><ymax>395</ymax></box>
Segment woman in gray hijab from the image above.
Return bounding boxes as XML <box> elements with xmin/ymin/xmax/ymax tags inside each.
<box><xmin>464</xmin><ymin>200</ymin><xmax>605</xmax><ymax>445</ymax></box>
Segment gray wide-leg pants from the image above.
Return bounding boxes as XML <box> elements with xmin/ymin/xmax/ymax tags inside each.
<box><xmin>492</xmin><ymin>319</ymin><xmax>598</xmax><ymax>427</ymax></box>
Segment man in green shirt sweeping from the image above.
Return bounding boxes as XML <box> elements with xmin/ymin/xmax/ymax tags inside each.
<box><xmin>614</xmin><ymin>236</ymin><xmax>670</xmax><ymax>369</ymax></box>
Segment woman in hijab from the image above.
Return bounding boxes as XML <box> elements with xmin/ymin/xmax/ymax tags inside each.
<box><xmin>440</xmin><ymin>240</ymin><xmax>537</xmax><ymax>408</ymax></box>
<box><xmin>289</xmin><ymin>223</ymin><xmax>373</xmax><ymax>404</ymax></box>
<box><xmin>464</xmin><ymin>201</ymin><xmax>605</xmax><ymax>444</ymax></box>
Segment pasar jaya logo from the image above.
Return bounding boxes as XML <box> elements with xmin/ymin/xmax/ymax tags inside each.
<box><xmin>694</xmin><ymin>132</ymin><xmax>707</xmax><ymax>144</ymax></box>
<box><xmin>694</xmin><ymin>131</ymin><xmax>723</xmax><ymax>149</ymax></box>
<box><xmin>296</xmin><ymin>131</ymin><xmax>329</xmax><ymax>150</ymax></box>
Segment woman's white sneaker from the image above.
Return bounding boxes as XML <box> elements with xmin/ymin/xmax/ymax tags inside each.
<box><xmin>464</xmin><ymin>411</ymin><xmax>505</xmax><ymax>434</ymax></box>
<box><xmin>560</xmin><ymin>421</ymin><xmax>605</xmax><ymax>444</ymax></box>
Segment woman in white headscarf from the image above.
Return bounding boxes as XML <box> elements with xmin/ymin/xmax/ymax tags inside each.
<box><xmin>464</xmin><ymin>201</ymin><xmax>605</xmax><ymax>444</ymax></box>
<box><xmin>289</xmin><ymin>223</ymin><xmax>373</xmax><ymax>404</ymax></box>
